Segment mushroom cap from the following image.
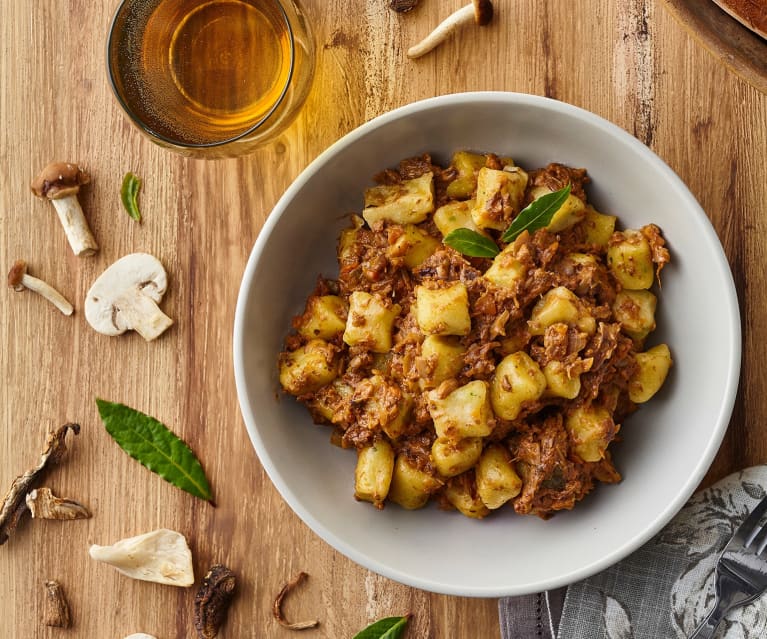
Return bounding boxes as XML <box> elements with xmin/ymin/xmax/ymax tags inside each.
<box><xmin>85</xmin><ymin>253</ymin><xmax>168</xmax><ymax>336</ymax></box>
<box><xmin>7</xmin><ymin>260</ymin><xmax>27</xmax><ymax>290</ymax></box>
<box><xmin>390</xmin><ymin>0</ymin><xmax>419</xmax><ymax>12</ymax></box>
<box><xmin>31</xmin><ymin>162</ymin><xmax>90</xmax><ymax>200</ymax></box>
<box><xmin>472</xmin><ymin>0</ymin><xmax>493</xmax><ymax>25</ymax></box>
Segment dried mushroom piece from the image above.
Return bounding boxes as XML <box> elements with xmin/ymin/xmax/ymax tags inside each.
<box><xmin>273</xmin><ymin>572</ymin><xmax>320</xmax><ymax>631</ymax></box>
<box><xmin>124</xmin><ymin>634</ymin><xmax>158</xmax><ymax>639</ymax></box>
<box><xmin>194</xmin><ymin>565</ymin><xmax>237</xmax><ymax>639</ymax></box>
<box><xmin>0</xmin><ymin>423</ymin><xmax>80</xmax><ymax>545</ymax></box>
<box><xmin>89</xmin><ymin>528</ymin><xmax>194</xmax><ymax>587</ymax></box>
<box><xmin>26</xmin><ymin>488</ymin><xmax>91</xmax><ymax>520</ymax></box>
<box><xmin>43</xmin><ymin>580</ymin><xmax>72</xmax><ymax>628</ymax></box>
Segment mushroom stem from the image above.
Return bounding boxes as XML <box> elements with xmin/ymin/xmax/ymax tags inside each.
<box><xmin>20</xmin><ymin>273</ymin><xmax>74</xmax><ymax>316</ymax></box>
<box><xmin>51</xmin><ymin>196</ymin><xmax>98</xmax><ymax>257</ymax></box>
<box><xmin>407</xmin><ymin>4</ymin><xmax>474</xmax><ymax>60</ymax></box>
<box><xmin>408</xmin><ymin>4</ymin><xmax>475</xmax><ymax>58</ymax></box>
<box><xmin>116</xmin><ymin>291</ymin><xmax>174</xmax><ymax>341</ymax></box>
<box><xmin>407</xmin><ymin>0</ymin><xmax>494</xmax><ymax>59</ymax></box>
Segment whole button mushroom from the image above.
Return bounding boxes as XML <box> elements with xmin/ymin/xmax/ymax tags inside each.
<box><xmin>31</xmin><ymin>162</ymin><xmax>98</xmax><ymax>257</ymax></box>
<box><xmin>85</xmin><ymin>253</ymin><xmax>173</xmax><ymax>341</ymax></box>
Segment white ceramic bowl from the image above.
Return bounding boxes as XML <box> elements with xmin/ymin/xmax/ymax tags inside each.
<box><xmin>233</xmin><ymin>92</ymin><xmax>740</xmax><ymax>597</ymax></box>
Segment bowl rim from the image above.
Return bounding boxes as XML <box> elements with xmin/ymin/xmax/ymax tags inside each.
<box><xmin>233</xmin><ymin>91</ymin><xmax>742</xmax><ymax>596</ymax></box>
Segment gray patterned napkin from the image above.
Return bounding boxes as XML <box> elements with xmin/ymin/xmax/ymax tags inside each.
<box><xmin>499</xmin><ymin>465</ymin><xmax>767</xmax><ymax>639</ymax></box>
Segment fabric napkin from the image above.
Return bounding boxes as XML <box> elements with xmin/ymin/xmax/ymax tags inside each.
<box><xmin>499</xmin><ymin>465</ymin><xmax>767</xmax><ymax>639</ymax></box>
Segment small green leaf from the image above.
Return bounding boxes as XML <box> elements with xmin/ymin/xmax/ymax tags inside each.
<box><xmin>443</xmin><ymin>228</ymin><xmax>499</xmax><ymax>258</ymax></box>
<box><xmin>121</xmin><ymin>172</ymin><xmax>142</xmax><ymax>222</ymax></box>
<box><xmin>501</xmin><ymin>184</ymin><xmax>572</xmax><ymax>243</ymax></box>
<box><xmin>353</xmin><ymin>615</ymin><xmax>410</xmax><ymax>639</ymax></box>
<box><xmin>96</xmin><ymin>399</ymin><xmax>212</xmax><ymax>502</ymax></box>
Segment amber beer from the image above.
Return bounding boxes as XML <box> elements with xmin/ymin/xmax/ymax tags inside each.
<box><xmin>108</xmin><ymin>0</ymin><xmax>314</xmax><ymax>155</ymax></box>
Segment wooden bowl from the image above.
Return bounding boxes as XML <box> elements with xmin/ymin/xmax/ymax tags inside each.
<box><xmin>661</xmin><ymin>0</ymin><xmax>767</xmax><ymax>94</ymax></box>
<box><xmin>712</xmin><ymin>0</ymin><xmax>767</xmax><ymax>38</ymax></box>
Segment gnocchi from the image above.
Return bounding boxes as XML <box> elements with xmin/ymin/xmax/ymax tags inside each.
<box><xmin>279</xmin><ymin>151</ymin><xmax>671</xmax><ymax>519</ymax></box>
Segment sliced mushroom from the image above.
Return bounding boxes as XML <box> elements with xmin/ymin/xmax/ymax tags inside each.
<box><xmin>8</xmin><ymin>260</ymin><xmax>74</xmax><ymax>316</ymax></box>
<box><xmin>124</xmin><ymin>634</ymin><xmax>159</xmax><ymax>639</ymax></box>
<box><xmin>31</xmin><ymin>162</ymin><xmax>98</xmax><ymax>257</ymax></box>
<box><xmin>89</xmin><ymin>528</ymin><xmax>194</xmax><ymax>587</ymax></box>
<box><xmin>85</xmin><ymin>253</ymin><xmax>173</xmax><ymax>341</ymax></box>
<box><xmin>26</xmin><ymin>488</ymin><xmax>91</xmax><ymax>520</ymax></box>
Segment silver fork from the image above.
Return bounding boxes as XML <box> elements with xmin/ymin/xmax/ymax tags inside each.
<box><xmin>689</xmin><ymin>495</ymin><xmax>767</xmax><ymax>638</ymax></box>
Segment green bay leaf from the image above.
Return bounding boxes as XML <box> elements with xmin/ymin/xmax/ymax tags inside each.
<box><xmin>353</xmin><ymin>615</ymin><xmax>410</xmax><ymax>639</ymax></box>
<box><xmin>443</xmin><ymin>228</ymin><xmax>499</xmax><ymax>258</ymax></box>
<box><xmin>501</xmin><ymin>184</ymin><xmax>572</xmax><ymax>243</ymax></box>
<box><xmin>121</xmin><ymin>172</ymin><xmax>142</xmax><ymax>222</ymax></box>
<box><xmin>96</xmin><ymin>398</ymin><xmax>212</xmax><ymax>502</ymax></box>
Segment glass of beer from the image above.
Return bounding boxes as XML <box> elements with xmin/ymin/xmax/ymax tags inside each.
<box><xmin>107</xmin><ymin>0</ymin><xmax>315</xmax><ymax>158</ymax></box>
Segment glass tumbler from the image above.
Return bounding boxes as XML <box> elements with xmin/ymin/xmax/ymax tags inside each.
<box><xmin>107</xmin><ymin>0</ymin><xmax>315</xmax><ymax>158</ymax></box>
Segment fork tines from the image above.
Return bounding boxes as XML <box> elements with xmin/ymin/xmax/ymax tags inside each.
<box><xmin>744</xmin><ymin>500</ymin><xmax>767</xmax><ymax>555</ymax></box>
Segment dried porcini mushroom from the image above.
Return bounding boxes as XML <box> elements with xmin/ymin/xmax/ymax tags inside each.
<box><xmin>89</xmin><ymin>528</ymin><xmax>194</xmax><ymax>587</ymax></box>
<box><xmin>390</xmin><ymin>0</ymin><xmax>419</xmax><ymax>11</ymax></box>
<box><xmin>273</xmin><ymin>572</ymin><xmax>320</xmax><ymax>631</ymax></box>
<box><xmin>0</xmin><ymin>423</ymin><xmax>80</xmax><ymax>545</ymax></box>
<box><xmin>85</xmin><ymin>253</ymin><xmax>173</xmax><ymax>341</ymax></box>
<box><xmin>26</xmin><ymin>488</ymin><xmax>91</xmax><ymax>520</ymax></box>
<box><xmin>43</xmin><ymin>580</ymin><xmax>72</xmax><ymax>628</ymax></box>
<box><xmin>31</xmin><ymin>161</ymin><xmax>98</xmax><ymax>257</ymax></box>
<box><xmin>194</xmin><ymin>564</ymin><xmax>237</xmax><ymax>639</ymax></box>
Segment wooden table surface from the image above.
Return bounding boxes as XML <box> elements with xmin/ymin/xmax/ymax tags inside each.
<box><xmin>1</xmin><ymin>1</ymin><xmax>766</xmax><ymax>637</ymax></box>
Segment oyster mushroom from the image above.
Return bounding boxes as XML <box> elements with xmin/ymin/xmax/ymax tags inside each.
<box><xmin>85</xmin><ymin>253</ymin><xmax>173</xmax><ymax>341</ymax></box>
<box><xmin>89</xmin><ymin>528</ymin><xmax>194</xmax><ymax>587</ymax></box>
<box><xmin>31</xmin><ymin>162</ymin><xmax>98</xmax><ymax>257</ymax></box>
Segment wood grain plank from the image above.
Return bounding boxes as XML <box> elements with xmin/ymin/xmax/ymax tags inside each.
<box><xmin>662</xmin><ymin>0</ymin><xmax>767</xmax><ymax>94</ymax></box>
<box><xmin>2</xmin><ymin>1</ymin><xmax>766</xmax><ymax>638</ymax></box>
